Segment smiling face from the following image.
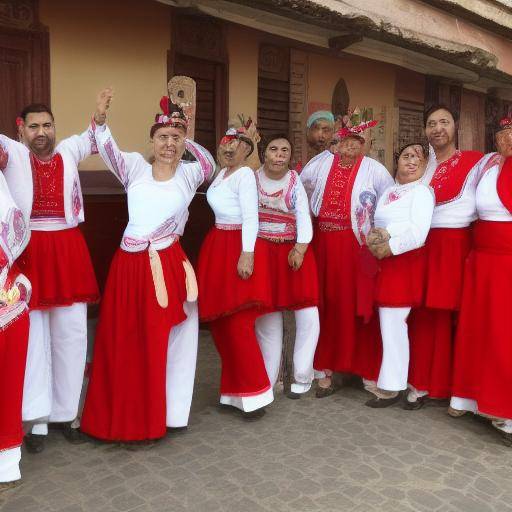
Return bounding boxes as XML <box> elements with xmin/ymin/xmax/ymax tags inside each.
<box><xmin>151</xmin><ymin>125</ymin><xmax>186</xmax><ymax>166</ymax></box>
<box><xmin>339</xmin><ymin>135</ymin><xmax>364</xmax><ymax>165</ymax></box>
<box><xmin>396</xmin><ymin>144</ymin><xmax>427</xmax><ymax>184</ymax></box>
<box><xmin>496</xmin><ymin>128</ymin><xmax>512</xmax><ymax>158</ymax></box>
<box><xmin>424</xmin><ymin>108</ymin><xmax>456</xmax><ymax>151</ymax></box>
<box><xmin>263</xmin><ymin>138</ymin><xmax>291</xmax><ymax>179</ymax></box>
<box><xmin>20</xmin><ymin>112</ymin><xmax>56</xmax><ymax>158</ymax></box>
<box><xmin>218</xmin><ymin>138</ymin><xmax>251</xmax><ymax>170</ymax></box>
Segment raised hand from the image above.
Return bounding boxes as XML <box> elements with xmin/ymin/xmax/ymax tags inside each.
<box><xmin>94</xmin><ymin>87</ymin><xmax>114</xmax><ymax>125</ymax></box>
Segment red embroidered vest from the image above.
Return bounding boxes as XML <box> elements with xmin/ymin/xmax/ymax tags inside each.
<box><xmin>30</xmin><ymin>153</ymin><xmax>65</xmax><ymax>219</ymax></box>
<box><xmin>317</xmin><ymin>154</ymin><xmax>361</xmax><ymax>231</ymax></box>
<box><xmin>430</xmin><ymin>150</ymin><xmax>483</xmax><ymax>205</ymax></box>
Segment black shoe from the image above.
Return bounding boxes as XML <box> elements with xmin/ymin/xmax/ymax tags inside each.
<box><xmin>315</xmin><ymin>385</ymin><xmax>335</xmax><ymax>398</ymax></box>
<box><xmin>62</xmin><ymin>424</ymin><xmax>87</xmax><ymax>445</ymax></box>
<box><xmin>402</xmin><ymin>395</ymin><xmax>426</xmax><ymax>411</ymax></box>
<box><xmin>166</xmin><ymin>426</ymin><xmax>188</xmax><ymax>434</ymax></box>
<box><xmin>499</xmin><ymin>431</ymin><xmax>512</xmax><ymax>447</ymax></box>
<box><xmin>286</xmin><ymin>391</ymin><xmax>301</xmax><ymax>400</ymax></box>
<box><xmin>365</xmin><ymin>394</ymin><xmax>401</xmax><ymax>409</ymax></box>
<box><xmin>24</xmin><ymin>434</ymin><xmax>45</xmax><ymax>454</ymax></box>
<box><xmin>241</xmin><ymin>408</ymin><xmax>266</xmax><ymax>421</ymax></box>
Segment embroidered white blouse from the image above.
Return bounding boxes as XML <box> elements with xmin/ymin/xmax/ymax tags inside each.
<box><xmin>476</xmin><ymin>156</ymin><xmax>512</xmax><ymax>222</ymax></box>
<box><xmin>207</xmin><ymin>166</ymin><xmax>259</xmax><ymax>252</ymax></box>
<box><xmin>0</xmin><ymin>128</ymin><xmax>96</xmax><ymax>230</ymax></box>
<box><xmin>93</xmin><ymin>124</ymin><xmax>215</xmax><ymax>252</ymax></box>
<box><xmin>374</xmin><ymin>180</ymin><xmax>435</xmax><ymax>255</ymax></box>
<box><xmin>256</xmin><ymin>168</ymin><xmax>312</xmax><ymax>244</ymax></box>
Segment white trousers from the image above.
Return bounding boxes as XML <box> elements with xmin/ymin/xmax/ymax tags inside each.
<box><xmin>450</xmin><ymin>397</ymin><xmax>512</xmax><ymax>433</ymax></box>
<box><xmin>255</xmin><ymin>307</ymin><xmax>320</xmax><ymax>394</ymax></box>
<box><xmin>166</xmin><ymin>301</ymin><xmax>198</xmax><ymax>427</ymax></box>
<box><xmin>220</xmin><ymin>389</ymin><xmax>274</xmax><ymax>413</ymax></box>
<box><xmin>0</xmin><ymin>447</ymin><xmax>21</xmax><ymax>483</ymax></box>
<box><xmin>22</xmin><ymin>303</ymin><xmax>87</xmax><ymax>433</ymax></box>
<box><xmin>377</xmin><ymin>307</ymin><xmax>411</xmax><ymax>392</ymax></box>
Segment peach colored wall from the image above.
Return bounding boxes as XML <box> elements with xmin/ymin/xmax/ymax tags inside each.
<box><xmin>225</xmin><ymin>24</ymin><xmax>259</xmax><ymax>123</ymax></box>
<box><xmin>395</xmin><ymin>68</ymin><xmax>425</xmax><ymax>104</ymax></box>
<box><xmin>40</xmin><ymin>0</ymin><xmax>172</xmax><ymax>170</ymax></box>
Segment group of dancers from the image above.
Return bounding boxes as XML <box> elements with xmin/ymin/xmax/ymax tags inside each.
<box><xmin>1</xmin><ymin>87</ymin><xmax>511</xmax><ymax>490</ymax></box>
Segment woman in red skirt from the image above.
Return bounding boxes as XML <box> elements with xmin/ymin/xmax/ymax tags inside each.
<box><xmin>365</xmin><ymin>144</ymin><xmax>434</xmax><ymax>407</ymax></box>
<box><xmin>450</xmin><ymin>117</ymin><xmax>512</xmax><ymax>446</ymax></box>
<box><xmin>197</xmin><ymin>126</ymin><xmax>273</xmax><ymax>420</ymax></box>
<box><xmin>253</xmin><ymin>135</ymin><xmax>319</xmax><ymax>399</ymax></box>
<box><xmin>0</xmin><ymin>166</ymin><xmax>30</xmax><ymax>490</ymax></box>
<box><xmin>81</xmin><ymin>90</ymin><xmax>215</xmax><ymax>442</ymax></box>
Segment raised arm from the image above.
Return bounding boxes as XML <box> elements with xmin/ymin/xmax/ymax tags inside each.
<box><xmin>90</xmin><ymin>88</ymin><xmax>142</xmax><ymax>188</ymax></box>
<box><xmin>184</xmin><ymin>139</ymin><xmax>215</xmax><ymax>187</ymax></box>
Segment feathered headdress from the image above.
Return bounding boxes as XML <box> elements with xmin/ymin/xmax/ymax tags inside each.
<box><xmin>150</xmin><ymin>95</ymin><xmax>189</xmax><ymax>137</ymax></box>
<box><xmin>336</xmin><ymin>107</ymin><xmax>378</xmax><ymax>141</ymax></box>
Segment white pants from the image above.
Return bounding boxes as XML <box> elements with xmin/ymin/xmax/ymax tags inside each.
<box><xmin>377</xmin><ymin>307</ymin><xmax>411</xmax><ymax>392</ymax></box>
<box><xmin>166</xmin><ymin>301</ymin><xmax>198</xmax><ymax>427</ymax></box>
<box><xmin>450</xmin><ymin>397</ymin><xmax>512</xmax><ymax>433</ymax></box>
<box><xmin>255</xmin><ymin>307</ymin><xmax>320</xmax><ymax>394</ymax></box>
<box><xmin>0</xmin><ymin>447</ymin><xmax>21</xmax><ymax>483</ymax></box>
<box><xmin>22</xmin><ymin>303</ymin><xmax>87</xmax><ymax>433</ymax></box>
<box><xmin>220</xmin><ymin>389</ymin><xmax>274</xmax><ymax>413</ymax></box>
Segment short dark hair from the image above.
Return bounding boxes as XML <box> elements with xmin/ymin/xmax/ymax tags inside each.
<box><xmin>259</xmin><ymin>133</ymin><xmax>294</xmax><ymax>162</ymax></box>
<box><xmin>423</xmin><ymin>104</ymin><xmax>458</xmax><ymax>127</ymax></box>
<box><xmin>394</xmin><ymin>142</ymin><xmax>429</xmax><ymax>167</ymax></box>
<box><xmin>20</xmin><ymin>103</ymin><xmax>54</xmax><ymax>122</ymax></box>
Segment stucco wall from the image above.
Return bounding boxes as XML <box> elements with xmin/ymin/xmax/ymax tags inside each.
<box><xmin>40</xmin><ymin>0</ymin><xmax>172</xmax><ymax>170</ymax></box>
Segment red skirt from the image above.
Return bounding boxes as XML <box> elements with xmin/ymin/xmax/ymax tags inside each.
<box><xmin>0</xmin><ymin>312</ymin><xmax>29</xmax><ymax>451</ymax></box>
<box><xmin>258</xmin><ymin>238</ymin><xmax>319</xmax><ymax>311</ymax></box>
<box><xmin>375</xmin><ymin>248</ymin><xmax>427</xmax><ymax>307</ymax></box>
<box><xmin>452</xmin><ymin>221</ymin><xmax>512</xmax><ymax>419</ymax></box>
<box><xmin>18</xmin><ymin>227</ymin><xmax>99</xmax><ymax>310</ymax></box>
<box><xmin>81</xmin><ymin>243</ymin><xmax>188</xmax><ymax>442</ymax></box>
<box><xmin>197</xmin><ymin>227</ymin><xmax>271</xmax><ymax>322</ymax></box>
<box><xmin>423</xmin><ymin>227</ymin><xmax>471</xmax><ymax>310</ymax></box>
<box><xmin>312</xmin><ymin>228</ymin><xmax>381</xmax><ymax>380</ymax></box>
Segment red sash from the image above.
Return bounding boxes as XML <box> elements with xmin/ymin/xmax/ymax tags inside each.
<box><xmin>430</xmin><ymin>150</ymin><xmax>483</xmax><ymax>204</ymax></box>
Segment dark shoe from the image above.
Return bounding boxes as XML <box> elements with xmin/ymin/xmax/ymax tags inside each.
<box><xmin>0</xmin><ymin>480</ymin><xmax>21</xmax><ymax>493</ymax></box>
<box><xmin>286</xmin><ymin>391</ymin><xmax>301</xmax><ymax>400</ymax></box>
<box><xmin>315</xmin><ymin>385</ymin><xmax>335</xmax><ymax>398</ymax></box>
<box><xmin>63</xmin><ymin>425</ymin><xmax>87</xmax><ymax>445</ymax></box>
<box><xmin>24</xmin><ymin>433</ymin><xmax>45</xmax><ymax>454</ymax></box>
<box><xmin>365</xmin><ymin>394</ymin><xmax>401</xmax><ymax>408</ymax></box>
<box><xmin>402</xmin><ymin>395</ymin><xmax>426</xmax><ymax>411</ymax></box>
<box><xmin>166</xmin><ymin>426</ymin><xmax>188</xmax><ymax>434</ymax></box>
<box><xmin>241</xmin><ymin>408</ymin><xmax>266</xmax><ymax>421</ymax></box>
<box><xmin>447</xmin><ymin>406</ymin><xmax>467</xmax><ymax>418</ymax></box>
<box><xmin>499</xmin><ymin>431</ymin><xmax>512</xmax><ymax>447</ymax></box>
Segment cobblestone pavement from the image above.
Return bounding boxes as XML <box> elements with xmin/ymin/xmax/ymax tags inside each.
<box><xmin>2</xmin><ymin>331</ymin><xmax>512</xmax><ymax>512</ymax></box>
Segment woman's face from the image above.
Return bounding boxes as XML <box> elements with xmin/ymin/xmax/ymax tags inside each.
<box><xmin>396</xmin><ymin>145</ymin><xmax>426</xmax><ymax>184</ymax></box>
<box><xmin>496</xmin><ymin>129</ymin><xmax>512</xmax><ymax>158</ymax></box>
<box><xmin>263</xmin><ymin>138</ymin><xmax>291</xmax><ymax>177</ymax></box>
<box><xmin>152</xmin><ymin>126</ymin><xmax>186</xmax><ymax>165</ymax></box>
<box><xmin>218</xmin><ymin>139</ymin><xmax>250</xmax><ymax>169</ymax></box>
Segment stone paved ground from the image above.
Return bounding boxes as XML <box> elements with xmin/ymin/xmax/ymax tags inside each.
<box><xmin>2</xmin><ymin>331</ymin><xmax>512</xmax><ymax>512</ymax></box>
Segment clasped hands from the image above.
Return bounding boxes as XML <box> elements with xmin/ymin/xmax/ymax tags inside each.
<box><xmin>367</xmin><ymin>227</ymin><xmax>392</xmax><ymax>260</ymax></box>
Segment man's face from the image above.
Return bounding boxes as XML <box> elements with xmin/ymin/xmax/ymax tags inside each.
<box><xmin>152</xmin><ymin>125</ymin><xmax>186</xmax><ymax>165</ymax></box>
<box><xmin>20</xmin><ymin>112</ymin><xmax>56</xmax><ymax>157</ymax></box>
<box><xmin>339</xmin><ymin>136</ymin><xmax>364</xmax><ymax>164</ymax></box>
<box><xmin>496</xmin><ymin>129</ymin><xmax>512</xmax><ymax>158</ymax></box>
<box><xmin>424</xmin><ymin>108</ymin><xmax>456</xmax><ymax>150</ymax></box>
<box><xmin>307</xmin><ymin>120</ymin><xmax>334</xmax><ymax>152</ymax></box>
<box><xmin>263</xmin><ymin>138</ymin><xmax>291</xmax><ymax>178</ymax></box>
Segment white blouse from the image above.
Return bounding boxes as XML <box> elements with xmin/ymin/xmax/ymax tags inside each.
<box><xmin>94</xmin><ymin>124</ymin><xmax>215</xmax><ymax>252</ymax></box>
<box><xmin>374</xmin><ymin>180</ymin><xmax>435</xmax><ymax>255</ymax></box>
<box><xmin>476</xmin><ymin>164</ymin><xmax>512</xmax><ymax>222</ymax></box>
<box><xmin>207</xmin><ymin>166</ymin><xmax>259</xmax><ymax>252</ymax></box>
<box><xmin>256</xmin><ymin>168</ymin><xmax>312</xmax><ymax>244</ymax></box>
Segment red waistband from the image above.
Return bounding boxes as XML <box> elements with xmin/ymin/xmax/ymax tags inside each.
<box><xmin>473</xmin><ymin>220</ymin><xmax>512</xmax><ymax>254</ymax></box>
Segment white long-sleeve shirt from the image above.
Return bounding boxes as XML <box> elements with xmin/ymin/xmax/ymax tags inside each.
<box><xmin>256</xmin><ymin>168</ymin><xmax>312</xmax><ymax>244</ymax></box>
<box><xmin>0</xmin><ymin>128</ymin><xmax>97</xmax><ymax>230</ymax></box>
<box><xmin>93</xmin><ymin>124</ymin><xmax>215</xmax><ymax>252</ymax></box>
<box><xmin>206</xmin><ymin>166</ymin><xmax>259</xmax><ymax>252</ymax></box>
<box><xmin>374</xmin><ymin>180</ymin><xmax>435</xmax><ymax>255</ymax></box>
<box><xmin>476</xmin><ymin>160</ymin><xmax>512</xmax><ymax>222</ymax></box>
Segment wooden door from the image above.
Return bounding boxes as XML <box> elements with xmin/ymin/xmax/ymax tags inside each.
<box><xmin>0</xmin><ymin>4</ymin><xmax>50</xmax><ymax>138</ymax></box>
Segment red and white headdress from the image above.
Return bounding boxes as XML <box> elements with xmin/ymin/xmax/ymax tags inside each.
<box><xmin>336</xmin><ymin>107</ymin><xmax>378</xmax><ymax>141</ymax></box>
<box><xmin>150</xmin><ymin>96</ymin><xmax>189</xmax><ymax>137</ymax></box>
<box><xmin>499</xmin><ymin>116</ymin><xmax>512</xmax><ymax>131</ymax></box>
